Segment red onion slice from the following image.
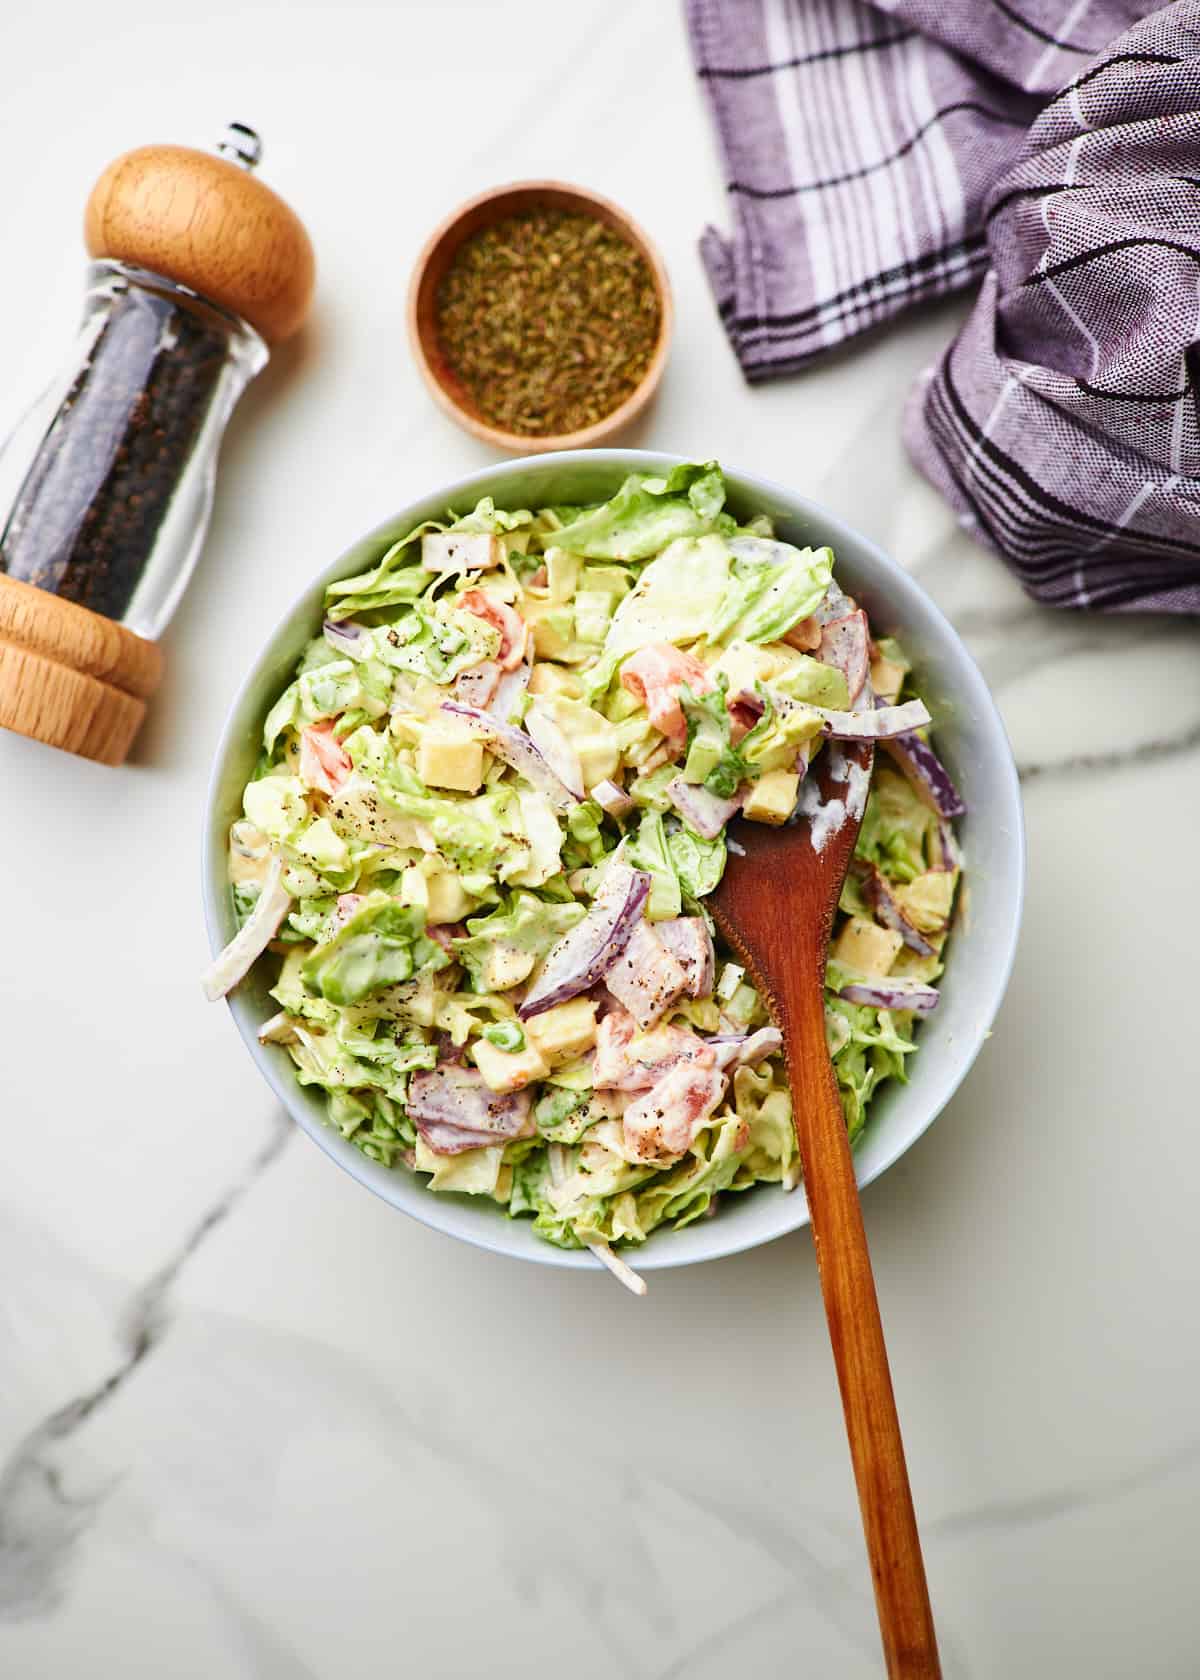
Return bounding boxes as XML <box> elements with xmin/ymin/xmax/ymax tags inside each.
<box><xmin>667</xmin><ymin>778</ymin><xmax>744</xmax><ymax>840</ymax></box>
<box><xmin>935</xmin><ymin>816</ymin><xmax>963</xmax><ymax>872</ymax></box>
<box><xmin>817</xmin><ymin>610</ymin><xmax>870</xmax><ymax>703</ymax></box>
<box><xmin>486</xmin><ymin>659</ymin><xmax>531</xmax><ymax>723</ymax></box>
<box><xmin>524</xmin><ymin>702</ymin><xmax>585</xmax><ymax>799</ymax></box>
<box><xmin>850</xmin><ymin>859</ymin><xmax>935</xmax><ymax>956</ymax></box>
<box><xmin>408</xmin><ymin>1064</ymin><xmax>532</xmax><ymax>1154</ymax></box>
<box><xmin>815</xmin><ymin>698</ymin><xmax>931</xmax><ymax>740</ymax></box>
<box><xmin>453</xmin><ymin>661</ymin><xmax>502</xmax><ymax>709</ymax></box>
<box><xmin>837</xmin><ymin>977</ymin><xmax>940</xmax><ymax>1015</ymax></box>
<box><xmin>440</xmin><ymin>702</ymin><xmax>581</xmax><ymax>809</ymax></box>
<box><xmin>323</xmin><ymin>618</ymin><xmax>367</xmax><ymax>654</ymax></box>
<box><xmin>882</xmin><ymin>731</ymin><xmax>967</xmax><ymax>819</ymax></box>
<box><xmin>709</xmin><ymin>1026</ymin><xmax>784</xmax><ymax>1069</ymax></box>
<box><xmin>519</xmin><ymin>864</ymin><xmax>651</xmax><ymax>1018</ymax></box>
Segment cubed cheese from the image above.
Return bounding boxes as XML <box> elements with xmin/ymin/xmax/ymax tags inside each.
<box><xmin>894</xmin><ymin>870</ymin><xmax>957</xmax><ymax>934</ymax></box>
<box><xmin>471</xmin><ymin>1038</ymin><xmax>549</xmax><ymax>1094</ymax></box>
<box><xmin>524</xmin><ymin>998</ymin><xmax>598</xmax><ymax>1063</ymax></box>
<box><xmin>399</xmin><ymin>864</ymin><xmax>428</xmax><ymax>913</ymax></box>
<box><xmin>711</xmin><ymin>640</ymin><xmax>779</xmax><ymax>696</ymax></box>
<box><xmin>545</xmin><ymin>548</ymin><xmax>581</xmax><ymax>604</ymax></box>
<box><xmin>528</xmin><ymin>663</ymin><xmax>583</xmax><ymax>700</ymax></box>
<box><xmin>743</xmin><ymin>769</ymin><xmax>801</xmax><ymax>825</ymax></box>
<box><xmin>869</xmin><ymin>654</ymin><xmax>906</xmax><ymax>705</ymax></box>
<box><xmin>525</xmin><ymin>602</ymin><xmax>575</xmax><ymax>658</ymax></box>
<box><xmin>833</xmin><ymin>916</ymin><xmax>904</xmax><ymax>977</ymax></box>
<box><xmin>537</xmin><ymin>697</ymin><xmax>619</xmax><ymax>789</ymax></box>
<box><xmin>478</xmin><ymin>943</ymin><xmax>536</xmax><ymax>993</ymax></box>
<box><xmin>416</xmin><ymin>725</ymin><xmax>484</xmax><ymax>792</ymax></box>
<box><xmin>425</xmin><ymin>868</ymin><xmax>474</xmax><ymax>925</ymax></box>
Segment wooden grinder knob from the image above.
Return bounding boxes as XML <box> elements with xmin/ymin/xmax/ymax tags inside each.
<box><xmin>85</xmin><ymin>129</ymin><xmax>315</xmax><ymax>344</ymax></box>
<box><xmin>0</xmin><ymin>126</ymin><xmax>314</xmax><ymax>766</ymax></box>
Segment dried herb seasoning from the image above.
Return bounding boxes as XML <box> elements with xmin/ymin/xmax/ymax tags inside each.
<box><xmin>0</xmin><ymin>285</ymin><xmax>231</xmax><ymax>622</ymax></box>
<box><xmin>435</xmin><ymin>208</ymin><xmax>661</xmax><ymax>436</ymax></box>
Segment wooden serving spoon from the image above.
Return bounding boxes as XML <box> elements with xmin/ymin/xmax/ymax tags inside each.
<box><xmin>710</xmin><ymin>738</ymin><xmax>941</xmax><ymax>1679</ymax></box>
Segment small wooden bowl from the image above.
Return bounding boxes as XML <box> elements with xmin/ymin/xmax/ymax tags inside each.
<box><xmin>408</xmin><ymin>181</ymin><xmax>673</xmax><ymax>454</ymax></box>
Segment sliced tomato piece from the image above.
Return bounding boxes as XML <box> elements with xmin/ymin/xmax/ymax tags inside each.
<box><xmin>299</xmin><ymin>723</ymin><xmax>352</xmax><ymax>794</ymax></box>
<box><xmin>619</xmin><ymin>643</ymin><xmax>713</xmax><ymax>745</ymax></box>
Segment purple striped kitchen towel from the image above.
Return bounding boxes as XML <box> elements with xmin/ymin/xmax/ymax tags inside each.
<box><xmin>688</xmin><ymin>1</ymin><xmax>1200</xmax><ymax>613</ymax></box>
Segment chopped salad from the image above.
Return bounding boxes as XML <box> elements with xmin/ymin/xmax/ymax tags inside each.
<box><xmin>205</xmin><ymin>462</ymin><xmax>964</xmax><ymax>1292</ymax></box>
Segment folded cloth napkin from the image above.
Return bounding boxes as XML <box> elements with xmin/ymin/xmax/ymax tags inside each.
<box><xmin>688</xmin><ymin>0</ymin><xmax>1200</xmax><ymax>612</ymax></box>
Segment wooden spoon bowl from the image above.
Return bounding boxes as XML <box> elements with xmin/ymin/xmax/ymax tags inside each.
<box><xmin>407</xmin><ymin>181</ymin><xmax>673</xmax><ymax>453</ymax></box>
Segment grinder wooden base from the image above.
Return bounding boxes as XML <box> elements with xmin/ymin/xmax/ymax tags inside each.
<box><xmin>0</xmin><ymin>575</ymin><xmax>163</xmax><ymax>766</ymax></box>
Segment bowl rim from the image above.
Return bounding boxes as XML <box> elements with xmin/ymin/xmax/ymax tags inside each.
<box><xmin>204</xmin><ymin>448</ymin><xmax>1026</xmax><ymax>1273</ymax></box>
<box><xmin>406</xmin><ymin>180</ymin><xmax>674</xmax><ymax>454</ymax></box>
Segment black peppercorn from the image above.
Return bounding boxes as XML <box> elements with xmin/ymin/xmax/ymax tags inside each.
<box><xmin>0</xmin><ymin>284</ymin><xmax>230</xmax><ymax>622</ymax></box>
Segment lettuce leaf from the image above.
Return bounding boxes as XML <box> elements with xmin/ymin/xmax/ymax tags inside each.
<box><xmin>710</xmin><ymin>543</ymin><xmax>833</xmax><ymax>644</ymax></box>
<box><xmin>446</xmin><ymin>496</ymin><xmax>534</xmax><ymax>535</ymax></box>
<box><xmin>823</xmin><ymin>985</ymin><xmax>917</xmax><ymax>1143</ymax></box>
<box><xmin>628</xmin><ymin>1113</ymin><xmax>747</xmax><ymax>1232</ymax></box>
<box><xmin>853</xmin><ymin>765</ymin><xmax>940</xmax><ymax>884</ymax></box>
<box><xmin>324</xmin><ymin>523</ymin><xmax>436</xmax><ymax>617</ymax></box>
<box><xmin>583</xmin><ymin>535</ymin><xmax>732</xmax><ymax>701</ymax></box>
<box><xmin>626</xmin><ymin>811</ymin><xmax>682</xmax><ymax>920</ymax></box>
<box><xmin>551</xmin><ymin>461</ymin><xmax>734</xmax><ymax>560</ymax></box>
<box><xmin>665</xmin><ymin>822</ymin><xmax>726</xmax><ymax>899</ymax></box>
<box><xmin>302</xmin><ymin>897</ymin><xmax>448</xmax><ymax>1005</ymax></box>
<box><xmin>453</xmin><ymin>892</ymin><xmax>586</xmax><ymax>990</ymax></box>
<box><xmin>263</xmin><ymin>656</ymin><xmax>393</xmax><ymax>751</ymax></box>
<box><xmin>325</xmin><ymin>498</ymin><xmax>533</xmax><ymax>617</ymax></box>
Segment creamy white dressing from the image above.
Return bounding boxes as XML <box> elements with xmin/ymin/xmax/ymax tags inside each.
<box><xmin>799</xmin><ymin>744</ymin><xmax>872</xmax><ymax>852</ymax></box>
<box><xmin>800</xmin><ymin>773</ymin><xmax>847</xmax><ymax>853</ymax></box>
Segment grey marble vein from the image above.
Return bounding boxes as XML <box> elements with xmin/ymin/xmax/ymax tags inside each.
<box><xmin>0</xmin><ymin>1114</ymin><xmax>291</xmax><ymax>1621</ymax></box>
<box><xmin>1017</xmin><ymin>712</ymin><xmax>1200</xmax><ymax>783</ymax></box>
<box><xmin>930</xmin><ymin>1435</ymin><xmax>1200</xmax><ymax>1542</ymax></box>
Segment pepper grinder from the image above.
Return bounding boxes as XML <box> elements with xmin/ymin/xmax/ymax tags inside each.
<box><xmin>0</xmin><ymin>123</ymin><xmax>314</xmax><ymax>765</ymax></box>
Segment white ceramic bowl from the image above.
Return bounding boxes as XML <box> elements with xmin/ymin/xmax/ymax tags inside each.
<box><xmin>204</xmin><ymin>451</ymin><xmax>1025</xmax><ymax>1273</ymax></box>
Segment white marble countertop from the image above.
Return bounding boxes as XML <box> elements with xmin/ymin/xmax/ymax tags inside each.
<box><xmin>3</xmin><ymin>3</ymin><xmax>1198</xmax><ymax>1676</ymax></box>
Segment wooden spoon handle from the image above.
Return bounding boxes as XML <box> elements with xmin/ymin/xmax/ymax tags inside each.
<box><xmin>788</xmin><ymin>983</ymin><xmax>941</xmax><ymax>1677</ymax></box>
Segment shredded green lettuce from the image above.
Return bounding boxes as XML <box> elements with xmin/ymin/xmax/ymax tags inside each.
<box><xmin>709</xmin><ymin>543</ymin><xmax>833</xmax><ymax>643</ymax></box>
<box><xmin>552</xmin><ymin>461</ymin><xmax>734</xmax><ymax>560</ymax></box>
<box><xmin>302</xmin><ymin>897</ymin><xmax>448</xmax><ymax>1006</ymax></box>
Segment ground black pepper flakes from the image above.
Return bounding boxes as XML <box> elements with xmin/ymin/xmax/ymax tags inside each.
<box><xmin>0</xmin><ymin>285</ymin><xmax>232</xmax><ymax>622</ymax></box>
<box><xmin>434</xmin><ymin>208</ymin><xmax>661</xmax><ymax>437</ymax></box>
